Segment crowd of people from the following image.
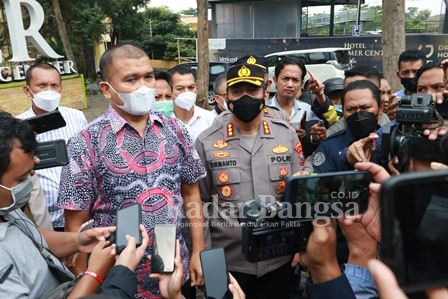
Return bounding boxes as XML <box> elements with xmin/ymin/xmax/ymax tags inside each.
<box><xmin>0</xmin><ymin>43</ymin><xmax>447</xmax><ymax>299</ymax></box>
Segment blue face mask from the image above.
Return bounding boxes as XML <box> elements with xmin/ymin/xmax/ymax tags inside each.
<box><xmin>334</xmin><ymin>104</ymin><xmax>343</xmax><ymax>113</ymax></box>
<box><xmin>0</xmin><ymin>176</ymin><xmax>33</xmax><ymax>215</ymax></box>
<box><xmin>153</xmin><ymin>100</ymin><xmax>174</xmax><ymax>116</ymax></box>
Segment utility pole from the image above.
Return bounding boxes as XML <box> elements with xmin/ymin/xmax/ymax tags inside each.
<box><xmin>196</xmin><ymin>0</ymin><xmax>210</xmax><ymax>110</ymax></box>
<box><xmin>382</xmin><ymin>0</ymin><xmax>405</xmax><ymax>91</ymax></box>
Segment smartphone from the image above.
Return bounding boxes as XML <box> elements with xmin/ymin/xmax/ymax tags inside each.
<box><xmin>151</xmin><ymin>224</ymin><xmax>176</xmax><ymax>273</ymax></box>
<box><xmin>25</xmin><ymin>110</ymin><xmax>66</xmax><ymax>134</ymax></box>
<box><xmin>116</xmin><ymin>204</ymin><xmax>142</xmax><ymax>253</ymax></box>
<box><xmin>300</xmin><ymin>111</ymin><xmax>307</xmax><ymax>129</ymax></box>
<box><xmin>380</xmin><ymin>170</ymin><xmax>448</xmax><ymax>293</ymax></box>
<box><xmin>34</xmin><ymin>140</ymin><xmax>69</xmax><ymax>170</ymax></box>
<box><xmin>284</xmin><ymin>170</ymin><xmax>372</xmax><ymax>218</ymax></box>
<box><xmin>200</xmin><ymin>248</ymin><xmax>231</xmax><ymax>299</ymax></box>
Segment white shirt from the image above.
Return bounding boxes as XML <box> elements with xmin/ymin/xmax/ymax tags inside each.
<box><xmin>267</xmin><ymin>95</ymin><xmax>320</xmax><ymax>127</ymax></box>
<box><xmin>185</xmin><ymin>105</ymin><xmax>216</xmax><ymax>142</ymax></box>
<box><xmin>17</xmin><ymin>106</ymin><xmax>87</xmax><ymax>228</ymax></box>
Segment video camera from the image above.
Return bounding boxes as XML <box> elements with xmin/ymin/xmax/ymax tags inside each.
<box><xmin>239</xmin><ymin>170</ymin><xmax>371</xmax><ymax>263</ymax></box>
<box><xmin>239</xmin><ymin>199</ymin><xmax>312</xmax><ymax>263</ymax></box>
<box><xmin>24</xmin><ymin>110</ymin><xmax>69</xmax><ymax>170</ymax></box>
<box><xmin>382</xmin><ymin>93</ymin><xmax>448</xmax><ymax>172</ymax></box>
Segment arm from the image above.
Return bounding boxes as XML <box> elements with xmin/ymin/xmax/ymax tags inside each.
<box><xmin>182</xmin><ymin>182</ymin><xmax>205</xmax><ymax>286</ymax></box>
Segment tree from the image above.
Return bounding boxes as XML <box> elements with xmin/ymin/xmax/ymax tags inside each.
<box><xmin>196</xmin><ymin>0</ymin><xmax>209</xmax><ymax>109</ymax></box>
<box><xmin>52</xmin><ymin>0</ymin><xmax>75</xmax><ymax>65</ymax></box>
<box><xmin>181</xmin><ymin>7</ymin><xmax>197</xmax><ymax>16</ymax></box>
<box><xmin>139</xmin><ymin>7</ymin><xmax>196</xmax><ymax>60</ymax></box>
<box><xmin>382</xmin><ymin>0</ymin><xmax>405</xmax><ymax>91</ymax></box>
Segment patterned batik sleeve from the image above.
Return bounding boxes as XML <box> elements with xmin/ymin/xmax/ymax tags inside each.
<box><xmin>171</xmin><ymin>118</ymin><xmax>207</xmax><ymax>184</ymax></box>
<box><xmin>57</xmin><ymin>131</ymin><xmax>96</xmax><ymax>211</ymax></box>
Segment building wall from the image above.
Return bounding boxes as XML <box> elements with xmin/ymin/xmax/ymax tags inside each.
<box><xmin>212</xmin><ymin>0</ymin><xmax>298</xmax><ymax>38</ymax></box>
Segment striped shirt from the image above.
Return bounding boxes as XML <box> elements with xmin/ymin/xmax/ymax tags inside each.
<box><xmin>17</xmin><ymin>106</ymin><xmax>87</xmax><ymax>228</ymax></box>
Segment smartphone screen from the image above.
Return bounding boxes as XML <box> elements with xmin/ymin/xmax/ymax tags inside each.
<box><xmin>116</xmin><ymin>204</ymin><xmax>142</xmax><ymax>253</ymax></box>
<box><xmin>381</xmin><ymin>171</ymin><xmax>448</xmax><ymax>293</ymax></box>
<box><xmin>285</xmin><ymin>171</ymin><xmax>371</xmax><ymax>218</ymax></box>
<box><xmin>200</xmin><ymin>248</ymin><xmax>230</xmax><ymax>299</ymax></box>
<box><xmin>25</xmin><ymin>110</ymin><xmax>66</xmax><ymax>134</ymax></box>
<box><xmin>151</xmin><ymin>224</ymin><xmax>176</xmax><ymax>273</ymax></box>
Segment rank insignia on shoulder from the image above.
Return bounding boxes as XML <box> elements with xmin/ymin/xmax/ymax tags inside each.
<box><xmin>227</xmin><ymin>123</ymin><xmax>235</xmax><ymax>138</ymax></box>
<box><xmin>263</xmin><ymin>107</ymin><xmax>269</xmax><ymax>116</ymax></box>
<box><xmin>218</xmin><ymin>172</ymin><xmax>230</xmax><ymax>184</ymax></box>
<box><xmin>213</xmin><ymin>151</ymin><xmax>230</xmax><ymax>159</ymax></box>
<box><xmin>262</xmin><ymin>120</ymin><xmax>271</xmax><ymax>135</ymax></box>
<box><xmin>221</xmin><ymin>185</ymin><xmax>233</xmax><ymax>198</ymax></box>
<box><xmin>272</xmin><ymin>145</ymin><xmax>288</xmax><ymax>154</ymax></box>
<box><xmin>213</xmin><ymin>140</ymin><xmax>228</xmax><ymax>149</ymax></box>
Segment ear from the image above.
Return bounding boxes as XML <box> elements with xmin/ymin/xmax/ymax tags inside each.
<box><xmin>23</xmin><ymin>85</ymin><xmax>33</xmax><ymax>98</ymax></box>
<box><xmin>98</xmin><ymin>82</ymin><xmax>113</xmax><ymax>100</ymax></box>
<box><xmin>396</xmin><ymin>71</ymin><xmax>401</xmax><ymax>79</ymax></box>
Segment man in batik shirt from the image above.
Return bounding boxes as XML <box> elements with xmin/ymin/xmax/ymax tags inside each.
<box><xmin>58</xmin><ymin>44</ymin><xmax>206</xmax><ymax>298</ymax></box>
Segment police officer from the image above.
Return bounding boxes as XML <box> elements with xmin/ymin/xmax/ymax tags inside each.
<box><xmin>313</xmin><ymin>80</ymin><xmax>383</xmax><ymax>173</ymax></box>
<box><xmin>195</xmin><ymin>63</ymin><xmax>312</xmax><ymax>299</ymax></box>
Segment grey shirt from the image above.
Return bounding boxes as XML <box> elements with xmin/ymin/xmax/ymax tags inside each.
<box><xmin>195</xmin><ymin>113</ymin><xmax>311</xmax><ymax>277</ymax></box>
<box><xmin>0</xmin><ymin>210</ymin><xmax>64</xmax><ymax>298</ymax></box>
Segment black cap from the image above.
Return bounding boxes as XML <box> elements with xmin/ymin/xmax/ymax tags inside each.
<box><xmin>227</xmin><ymin>64</ymin><xmax>265</xmax><ymax>87</ymax></box>
<box><xmin>234</xmin><ymin>55</ymin><xmax>268</xmax><ymax>71</ymax></box>
<box><xmin>323</xmin><ymin>77</ymin><xmax>344</xmax><ymax>94</ymax></box>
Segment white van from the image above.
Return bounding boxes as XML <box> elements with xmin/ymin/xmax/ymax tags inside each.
<box><xmin>265</xmin><ymin>48</ymin><xmax>351</xmax><ymax>93</ymax></box>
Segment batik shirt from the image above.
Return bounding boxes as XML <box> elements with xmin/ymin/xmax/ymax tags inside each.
<box><xmin>58</xmin><ymin>105</ymin><xmax>206</xmax><ymax>298</ymax></box>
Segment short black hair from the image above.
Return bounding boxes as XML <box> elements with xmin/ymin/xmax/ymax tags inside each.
<box><xmin>25</xmin><ymin>62</ymin><xmax>61</xmax><ymax>86</ymax></box>
<box><xmin>168</xmin><ymin>65</ymin><xmax>197</xmax><ymax>82</ymax></box>
<box><xmin>398</xmin><ymin>50</ymin><xmax>426</xmax><ymax>69</ymax></box>
<box><xmin>99</xmin><ymin>44</ymin><xmax>148</xmax><ymax>81</ymax></box>
<box><xmin>0</xmin><ymin>112</ymin><xmax>37</xmax><ymax>178</ymax></box>
<box><xmin>213</xmin><ymin>73</ymin><xmax>227</xmax><ymax>94</ymax></box>
<box><xmin>344</xmin><ymin>65</ymin><xmax>381</xmax><ymax>87</ymax></box>
<box><xmin>342</xmin><ymin>80</ymin><xmax>381</xmax><ymax>108</ymax></box>
<box><xmin>154</xmin><ymin>70</ymin><xmax>172</xmax><ymax>87</ymax></box>
<box><xmin>274</xmin><ymin>56</ymin><xmax>307</xmax><ymax>81</ymax></box>
<box><xmin>415</xmin><ymin>60</ymin><xmax>442</xmax><ymax>84</ymax></box>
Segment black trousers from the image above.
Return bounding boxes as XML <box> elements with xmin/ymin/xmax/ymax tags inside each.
<box><xmin>231</xmin><ymin>262</ymin><xmax>293</xmax><ymax>299</ymax></box>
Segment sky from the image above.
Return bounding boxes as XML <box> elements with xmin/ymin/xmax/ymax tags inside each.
<box><xmin>148</xmin><ymin>0</ymin><xmax>445</xmax><ymax>15</ymax></box>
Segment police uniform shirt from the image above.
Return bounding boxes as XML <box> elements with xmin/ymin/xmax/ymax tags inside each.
<box><xmin>195</xmin><ymin>112</ymin><xmax>311</xmax><ymax>277</ymax></box>
<box><xmin>313</xmin><ymin>129</ymin><xmax>357</xmax><ymax>173</ymax></box>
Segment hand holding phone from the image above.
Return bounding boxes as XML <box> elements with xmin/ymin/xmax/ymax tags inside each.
<box><xmin>25</xmin><ymin>110</ymin><xmax>66</xmax><ymax>134</ymax></box>
<box><xmin>300</xmin><ymin>111</ymin><xmax>307</xmax><ymax>129</ymax></box>
<box><xmin>200</xmin><ymin>248</ymin><xmax>231</xmax><ymax>299</ymax></box>
<box><xmin>115</xmin><ymin>224</ymin><xmax>149</xmax><ymax>272</ymax></box>
<box><xmin>34</xmin><ymin>139</ymin><xmax>69</xmax><ymax>170</ymax></box>
<box><xmin>116</xmin><ymin>204</ymin><xmax>142</xmax><ymax>253</ymax></box>
<box><xmin>151</xmin><ymin>224</ymin><xmax>176</xmax><ymax>273</ymax></box>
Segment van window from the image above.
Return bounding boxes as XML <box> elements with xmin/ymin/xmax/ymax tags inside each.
<box><xmin>308</xmin><ymin>52</ymin><xmax>329</xmax><ymax>64</ymax></box>
<box><xmin>335</xmin><ymin>51</ymin><xmax>350</xmax><ymax>65</ymax></box>
<box><xmin>210</xmin><ymin>64</ymin><xmax>227</xmax><ymax>75</ymax></box>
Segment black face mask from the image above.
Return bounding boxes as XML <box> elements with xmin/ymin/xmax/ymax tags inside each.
<box><xmin>346</xmin><ymin>111</ymin><xmax>378</xmax><ymax>139</ymax></box>
<box><xmin>228</xmin><ymin>95</ymin><xmax>265</xmax><ymax>123</ymax></box>
<box><xmin>400</xmin><ymin>77</ymin><xmax>417</xmax><ymax>93</ymax></box>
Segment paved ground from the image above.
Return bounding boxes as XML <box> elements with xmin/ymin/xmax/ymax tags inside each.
<box><xmin>84</xmin><ymin>94</ymin><xmax>109</xmax><ymax>122</ymax></box>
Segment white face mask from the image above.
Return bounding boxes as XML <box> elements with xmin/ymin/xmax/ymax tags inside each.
<box><xmin>29</xmin><ymin>89</ymin><xmax>61</xmax><ymax>112</ymax></box>
<box><xmin>175</xmin><ymin>91</ymin><xmax>197</xmax><ymax>111</ymax></box>
<box><xmin>107</xmin><ymin>83</ymin><xmax>156</xmax><ymax>116</ymax></box>
<box><xmin>0</xmin><ymin>176</ymin><xmax>33</xmax><ymax>216</ymax></box>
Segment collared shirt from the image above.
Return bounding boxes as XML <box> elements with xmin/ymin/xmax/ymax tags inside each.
<box><xmin>57</xmin><ymin>105</ymin><xmax>206</xmax><ymax>298</ymax></box>
<box><xmin>267</xmin><ymin>95</ymin><xmax>320</xmax><ymax>127</ymax></box>
<box><xmin>17</xmin><ymin>106</ymin><xmax>87</xmax><ymax>228</ymax></box>
<box><xmin>0</xmin><ymin>210</ymin><xmax>64</xmax><ymax>298</ymax></box>
<box><xmin>195</xmin><ymin>112</ymin><xmax>308</xmax><ymax>277</ymax></box>
<box><xmin>184</xmin><ymin>105</ymin><xmax>216</xmax><ymax>142</ymax></box>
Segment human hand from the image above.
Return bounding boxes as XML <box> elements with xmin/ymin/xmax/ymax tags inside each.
<box><xmin>423</xmin><ymin>126</ymin><xmax>448</xmax><ymax>141</ymax></box>
<box><xmin>310</xmin><ymin>122</ymin><xmax>327</xmax><ymax>142</ymax></box>
<box><xmin>291</xmin><ymin>219</ymin><xmax>340</xmax><ymax>283</ymax></box>
<box><xmin>86</xmin><ymin>240</ymin><xmax>116</xmax><ymax>278</ymax></box>
<box><xmin>189</xmin><ymin>249</ymin><xmax>204</xmax><ymax>286</ymax></box>
<box><xmin>150</xmin><ymin>240</ymin><xmax>183</xmax><ymax>299</ymax></box>
<box><xmin>295</xmin><ymin>123</ymin><xmax>306</xmax><ymax>139</ymax></box>
<box><xmin>346</xmin><ymin>133</ymin><xmax>378</xmax><ymax>165</ymax></box>
<box><xmin>308</xmin><ymin>73</ymin><xmax>326</xmax><ymax>105</ymax></box>
<box><xmin>431</xmin><ymin>162</ymin><xmax>448</xmax><ymax>170</ymax></box>
<box><xmin>229</xmin><ymin>273</ymin><xmax>245</xmax><ymax>299</ymax></box>
<box><xmin>114</xmin><ymin>224</ymin><xmax>149</xmax><ymax>271</ymax></box>
<box><xmin>293</xmin><ymin>169</ymin><xmax>312</xmax><ymax>176</ymax></box>
<box><xmin>77</xmin><ymin>226</ymin><xmax>116</xmax><ymax>253</ymax></box>
<box><xmin>338</xmin><ymin>220</ymin><xmax>377</xmax><ymax>267</ymax></box>
<box><xmin>341</xmin><ymin>162</ymin><xmax>390</xmax><ymax>242</ymax></box>
<box><xmin>386</xmin><ymin>95</ymin><xmax>399</xmax><ymax>120</ymax></box>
